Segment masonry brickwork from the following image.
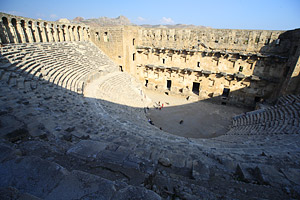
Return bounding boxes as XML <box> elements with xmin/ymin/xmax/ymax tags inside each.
<box><xmin>90</xmin><ymin>26</ymin><xmax>300</xmax><ymax>107</ymax></box>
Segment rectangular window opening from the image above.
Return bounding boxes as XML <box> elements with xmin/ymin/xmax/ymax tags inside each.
<box><xmin>133</xmin><ymin>53</ymin><xmax>135</xmax><ymax>61</ymax></box>
<box><xmin>239</xmin><ymin>66</ymin><xmax>243</xmax><ymax>72</ymax></box>
<box><xmin>197</xmin><ymin>61</ymin><xmax>200</xmax><ymax>67</ymax></box>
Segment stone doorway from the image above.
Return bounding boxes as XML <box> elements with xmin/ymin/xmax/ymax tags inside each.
<box><xmin>192</xmin><ymin>82</ymin><xmax>200</xmax><ymax>95</ymax></box>
<box><xmin>167</xmin><ymin>80</ymin><xmax>172</xmax><ymax>90</ymax></box>
<box><xmin>222</xmin><ymin>88</ymin><xmax>230</xmax><ymax>97</ymax></box>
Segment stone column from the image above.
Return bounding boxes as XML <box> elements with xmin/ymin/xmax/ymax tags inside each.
<box><xmin>46</xmin><ymin>25</ymin><xmax>53</xmax><ymax>42</ymax></box>
<box><xmin>83</xmin><ymin>27</ymin><xmax>88</xmax><ymax>41</ymax></box>
<box><xmin>40</xmin><ymin>24</ymin><xmax>47</xmax><ymax>42</ymax></box>
<box><xmin>64</xmin><ymin>26</ymin><xmax>70</xmax><ymax>41</ymax></box>
<box><xmin>74</xmin><ymin>26</ymin><xmax>79</xmax><ymax>41</ymax></box>
<box><xmin>32</xmin><ymin>22</ymin><xmax>41</xmax><ymax>42</ymax></box>
<box><xmin>79</xmin><ymin>27</ymin><xmax>84</xmax><ymax>41</ymax></box>
<box><xmin>52</xmin><ymin>25</ymin><xmax>59</xmax><ymax>42</ymax></box>
<box><xmin>16</xmin><ymin>21</ymin><xmax>26</xmax><ymax>43</ymax></box>
<box><xmin>69</xmin><ymin>26</ymin><xmax>74</xmax><ymax>41</ymax></box>
<box><xmin>0</xmin><ymin>20</ymin><xmax>10</xmax><ymax>44</ymax></box>
<box><xmin>25</xmin><ymin>22</ymin><xmax>34</xmax><ymax>43</ymax></box>
<box><xmin>8</xmin><ymin>21</ymin><xmax>18</xmax><ymax>43</ymax></box>
<box><xmin>58</xmin><ymin>25</ymin><xmax>64</xmax><ymax>42</ymax></box>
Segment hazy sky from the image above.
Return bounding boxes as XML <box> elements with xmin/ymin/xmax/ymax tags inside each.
<box><xmin>1</xmin><ymin>0</ymin><xmax>299</xmax><ymax>30</ymax></box>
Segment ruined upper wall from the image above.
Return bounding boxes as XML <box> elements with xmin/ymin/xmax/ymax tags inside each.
<box><xmin>90</xmin><ymin>26</ymin><xmax>125</xmax><ymax>66</ymax></box>
<box><xmin>90</xmin><ymin>26</ymin><xmax>140</xmax><ymax>71</ymax></box>
<box><xmin>0</xmin><ymin>12</ymin><xmax>90</xmax><ymax>44</ymax></box>
<box><xmin>137</xmin><ymin>28</ymin><xmax>289</xmax><ymax>55</ymax></box>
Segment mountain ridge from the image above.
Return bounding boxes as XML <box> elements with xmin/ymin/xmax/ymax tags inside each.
<box><xmin>67</xmin><ymin>15</ymin><xmax>209</xmax><ymax>28</ymax></box>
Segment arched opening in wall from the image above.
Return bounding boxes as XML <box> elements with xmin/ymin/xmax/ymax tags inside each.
<box><xmin>192</xmin><ymin>82</ymin><xmax>200</xmax><ymax>95</ymax></box>
<box><xmin>28</xmin><ymin>21</ymin><xmax>36</xmax><ymax>42</ymax></box>
<box><xmin>162</xmin><ymin>58</ymin><xmax>165</xmax><ymax>64</ymax></box>
<box><xmin>56</xmin><ymin>26</ymin><xmax>61</xmax><ymax>42</ymax></box>
<box><xmin>119</xmin><ymin>66</ymin><xmax>123</xmax><ymax>72</ymax></box>
<box><xmin>21</xmin><ymin>20</ymin><xmax>29</xmax><ymax>42</ymax></box>
<box><xmin>77</xmin><ymin>27</ymin><xmax>81</xmax><ymax>41</ymax></box>
<box><xmin>44</xmin><ymin>22</ymin><xmax>49</xmax><ymax>42</ymax></box>
<box><xmin>2</xmin><ymin>17</ymin><xmax>14</xmax><ymax>43</ymax></box>
<box><xmin>103</xmin><ymin>32</ymin><xmax>108</xmax><ymax>42</ymax></box>
<box><xmin>50</xmin><ymin>24</ymin><xmax>55</xmax><ymax>42</ymax></box>
<box><xmin>133</xmin><ymin>38</ymin><xmax>135</xmax><ymax>45</ymax></box>
<box><xmin>0</xmin><ymin>23</ymin><xmax>8</xmax><ymax>43</ymax></box>
<box><xmin>37</xmin><ymin>22</ymin><xmax>43</xmax><ymax>42</ymax></box>
<box><xmin>68</xmin><ymin>25</ymin><xmax>72</xmax><ymax>41</ymax></box>
<box><xmin>0</xmin><ymin>18</ymin><xmax>8</xmax><ymax>43</ymax></box>
<box><xmin>72</xmin><ymin>26</ymin><xmax>76</xmax><ymax>41</ymax></box>
<box><xmin>167</xmin><ymin>80</ymin><xmax>172</xmax><ymax>90</ymax></box>
<box><xmin>133</xmin><ymin>53</ymin><xmax>136</xmax><ymax>61</ymax></box>
<box><xmin>95</xmin><ymin>32</ymin><xmax>100</xmax><ymax>41</ymax></box>
<box><xmin>82</xmin><ymin>27</ymin><xmax>87</xmax><ymax>41</ymax></box>
<box><xmin>145</xmin><ymin>79</ymin><xmax>148</xmax><ymax>87</ymax></box>
<box><xmin>62</xmin><ymin>25</ymin><xmax>66</xmax><ymax>41</ymax></box>
<box><xmin>11</xmin><ymin>18</ymin><xmax>21</xmax><ymax>43</ymax></box>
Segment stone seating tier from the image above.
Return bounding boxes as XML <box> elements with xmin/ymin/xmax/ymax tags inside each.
<box><xmin>228</xmin><ymin>97</ymin><xmax>300</xmax><ymax>135</ymax></box>
<box><xmin>0</xmin><ymin>41</ymin><xmax>117</xmax><ymax>94</ymax></box>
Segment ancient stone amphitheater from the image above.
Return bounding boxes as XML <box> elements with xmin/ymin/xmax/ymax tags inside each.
<box><xmin>0</xmin><ymin>12</ymin><xmax>299</xmax><ymax>200</ymax></box>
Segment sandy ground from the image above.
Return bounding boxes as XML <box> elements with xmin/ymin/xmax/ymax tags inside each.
<box><xmin>144</xmin><ymin>89</ymin><xmax>250</xmax><ymax>138</ymax></box>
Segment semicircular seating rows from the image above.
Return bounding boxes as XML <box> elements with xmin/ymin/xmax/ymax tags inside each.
<box><xmin>227</xmin><ymin>95</ymin><xmax>300</xmax><ymax>135</ymax></box>
<box><xmin>0</xmin><ymin>40</ymin><xmax>300</xmax><ymax>199</ymax></box>
<box><xmin>0</xmin><ymin>41</ymin><xmax>117</xmax><ymax>94</ymax></box>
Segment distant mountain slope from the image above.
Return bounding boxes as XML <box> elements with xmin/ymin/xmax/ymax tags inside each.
<box><xmin>71</xmin><ymin>15</ymin><xmax>132</xmax><ymax>27</ymax></box>
<box><xmin>140</xmin><ymin>24</ymin><xmax>209</xmax><ymax>29</ymax></box>
<box><xmin>67</xmin><ymin>15</ymin><xmax>209</xmax><ymax>28</ymax></box>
